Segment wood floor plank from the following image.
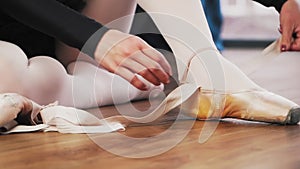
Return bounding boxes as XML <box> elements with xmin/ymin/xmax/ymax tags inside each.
<box><xmin>1</xmin><ymin>121</ymin><xmax>300</xmax><ymax>169</ymax></box>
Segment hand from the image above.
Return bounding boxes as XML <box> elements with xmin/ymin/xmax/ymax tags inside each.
<box><xmin>279</xmin><ymin>0</ymin><xmax>300</xmax><ymax>51</ymax></box>
<box><xmin>94</xmin><ymin>29</ymin><xmax>172</xmax><ymax>90</ymax></box>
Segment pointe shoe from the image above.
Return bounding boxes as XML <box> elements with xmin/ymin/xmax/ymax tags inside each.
<box><xmin>176</xmin><ymin>44</ymin><xmax>300</xmax><ymax>125</ymax></box>
<box><xmin>0</xmin><ymin>93</ymin><xmax>124</xmax><ymax>134</ymax></box>
<box><xmin>0</xmin><ymin>93</ymin><xmax>42</xmax><ymax>127</ymax></box>
<box><xmin>184</xmin><ymin>89</ymin><xmax>300</xmax><ymax>125</ymax></box>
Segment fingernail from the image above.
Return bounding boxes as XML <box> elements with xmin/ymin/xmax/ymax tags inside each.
<box><xmin>281</xmin><ymin>45</ymin><xmax>287</xmax><ymax>52</ymax></box>
<box><xmin>169</xmin><ymin>70</ymin><xmax>173</xmax><ymax>76</ymax></box>
<box><xmin>166</xmin><ymin>78</ymin><xmax>170</xmax><ymax>84</ymax></box>
<box><xmin>155</xmin><ymin>82</ymin><xmax>161</xmax><ymax>86</ymax></box>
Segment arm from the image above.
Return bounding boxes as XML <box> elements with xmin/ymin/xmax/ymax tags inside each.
<box><xmin>0</xmin><ymin>0</ymin><xmax>109</xmax><ymax>57</ymax></box>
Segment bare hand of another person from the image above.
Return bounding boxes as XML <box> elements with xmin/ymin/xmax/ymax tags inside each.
<box><xmin>279</xmin><ymin>0</ymin><xmax>300</xmax><ymax>51</ymax></box>
<box><xmin>94</xmin><ymin>29</ymin><xmax>172</xmax><ymax>90</ymax></box>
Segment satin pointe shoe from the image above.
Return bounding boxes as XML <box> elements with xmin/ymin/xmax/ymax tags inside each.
<box><xmin>0</xmin><ymin>93</ymin><xmax>124</xmax><ymax>134</ymax></box>
<box><xmin>178</xmin><ymin>47</ymin><xmax>300</xmax><ymax>125</ymax></box>
<box><xmin>183</xmin><ymin>89</ymin><xmax>300</xmax><ymax>125</ymax></box>
<box><xmin>0</xmin><ymin>93</ymin><xmax>42</xmax><ymax>128</ymax></box>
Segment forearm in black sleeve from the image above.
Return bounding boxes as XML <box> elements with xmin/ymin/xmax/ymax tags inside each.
<box><xmin>0</xmin><ymin>0</ymin><xmax>109</xmax><ymax>58</ymax></box>
<box><xmin>253</xmin><ymin>0</ymin><xmax>287</xmax><ymax>12</ymax></box>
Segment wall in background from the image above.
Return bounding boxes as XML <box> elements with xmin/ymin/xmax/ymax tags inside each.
<box><xmin>221</xmin><ymin>0</ymin><xmax>280</xmax><ymax>42</ymax></box>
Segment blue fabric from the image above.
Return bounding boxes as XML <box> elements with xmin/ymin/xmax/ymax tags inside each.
<box><xmin>201</xmin><ymin>0</ymin><xmax>224</xmax><ymax>51</ymax></box>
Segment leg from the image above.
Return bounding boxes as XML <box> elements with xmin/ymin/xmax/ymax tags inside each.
<box><xmin>55</xmin><ymin>0</ymin><xmax>137</xmax><ymax>66</ymax></box>
<box><xmin>137</xmin><ymin>0</ymin><xmax>300</xmax><ymax>124</ymax></box>
<box><xmin>66</xmin><ymin>60</ymin><xmax>163</xmax><ymax>108</ymax></box>
<box><xmin>0</xmin><ymin>41</ymin><xmax>71</xmax><ymax>105</ymax></box>
<box><xmin>0</xmin><ymin>41</ymin><xmax>161</xmax><ymax>109</ymax></box>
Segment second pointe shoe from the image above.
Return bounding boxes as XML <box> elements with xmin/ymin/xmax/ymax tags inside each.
<box><xmin>184</xmin><ymin>89</ymin><xmax>300</xmax><ymax>125</ymax></box>
<box><xmin>0</xmin><ymin>93</ymin><xmax>42</xmax><ymax>127</ymax></box>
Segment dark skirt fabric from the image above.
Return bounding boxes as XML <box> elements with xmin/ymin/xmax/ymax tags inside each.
<box><xmin>0</xmin><ymin>0</ymin><xmax>86</xmax><ymax>58</ymax></box>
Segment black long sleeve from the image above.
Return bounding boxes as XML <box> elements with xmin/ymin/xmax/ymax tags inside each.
<box><xmin>253</xmin><ymin>0</ymin><xmax>287</xmax><ymax>12</ymax></box>
<box><xmin>0</xmin><ymin>0</ymin><xmax>109</xmax><ymax>58</ymax></box>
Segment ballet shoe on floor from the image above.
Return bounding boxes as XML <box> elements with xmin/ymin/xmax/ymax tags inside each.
<box><xmin>184</xmin><ymin>89</ymin><xmax>300</xmax><ymax>125</ymax></box>
<box><xmin>0</xmin><ymin>93</ymin><xmax>42</xmax><ymax>127</ymax></box>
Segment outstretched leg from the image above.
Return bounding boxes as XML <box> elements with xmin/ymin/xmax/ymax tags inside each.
<box><xmin>137</xmin><ymin>0</ymin><xmax>300</xmax><ymax>124</ymax></box>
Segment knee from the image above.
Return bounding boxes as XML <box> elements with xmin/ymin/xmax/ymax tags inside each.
<box><xmin>23</xmin><ymin>56</ymin><xmax>70</xmax><ymax>102</ymax></box>
<box><xmin>0</xmin><ymin>41</ymin><xmax>29</xmax><ymax>92</ymax></box>
<box><xmin>0</xmin><ymin>41</ymin><xmax>28</xmax><ymax>65</ymax></box>
<box><xmin>0</xmin><ymin>41</ymin><xmax>70</xmax><ymax>104</ymax></box>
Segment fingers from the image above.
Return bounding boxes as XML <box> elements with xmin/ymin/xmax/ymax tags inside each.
<box><xmin>109</xmin><ymin>51</ymin><xmax>169</xmax><ymax>90</ymax></box>
<box><xmin>113</xmin><ymin>66</ymin><xmax>148</xmax><ymax>91</ymax></box>
<box><xmin>131</xmin><ymin>51</ymin><xmax>170</xmax><ymax>84</ymax></box>
<box><xmin>136</xmin><ymin>39</ymin><xmax>172</xmax><ymax>74</ymax></box>
<box><xmin>280</xmin><ymin>22</ymin><xmax>294</xmax><ymax>52</ymax></box>
<box><xmin>279</xmin><ymin>0</ymin><xmax>300</xmax><ymax>52</ymax></box>
<box><xmin>279</xmin><ymin>24</ymin><xmax>300</xmax><ymax>51</ymax></box>
<box><xmin>142</xmin><ymin>48</ymin><xmax>173</xmax><ymax>76</ymax></box>
<box><xmin>121</xmin><ymin>58</ymin><xmax>161</xmax><ymax>86</ymax></box>
<box><xmin>95</xmin><ymin>30</ymin><xmax>172</xmax><ymax>89</ymax></box>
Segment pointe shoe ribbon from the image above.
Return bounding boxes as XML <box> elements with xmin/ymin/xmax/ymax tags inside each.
<box><xmin>240</xmin><ymin>39</ymin><xmax>281</xmax><ymax>75</ymax></box>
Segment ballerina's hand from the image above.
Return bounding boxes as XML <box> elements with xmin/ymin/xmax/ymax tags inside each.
<box><xmin>94</xmin><ymin>30</ymin><xmax>172</xmax><ymax>91</ymax></box>
<box><xmin>279</xmin><ymin>0</ymin><xmax>300</xmax><ymax>51</ymax></box>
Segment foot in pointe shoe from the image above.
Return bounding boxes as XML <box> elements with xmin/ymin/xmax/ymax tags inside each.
<box><xmin>0</xmin><ymin>93</ymin><xmax>42</xmax><ymax>127</ymax></box>
<box><xmin>184</xmin><ymin>89</ymin><xmax>300</xmax><ymax>125</ymax></box>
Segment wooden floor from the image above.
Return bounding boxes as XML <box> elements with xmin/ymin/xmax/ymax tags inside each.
<box><xmin>1</xmin><ymin>50</ymin><xmax>300</xmax><ymax>169</ymax></box>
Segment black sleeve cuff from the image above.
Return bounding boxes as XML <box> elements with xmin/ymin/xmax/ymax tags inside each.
<box><xmin>253</xmin><ymin>0</ymin><xmax>287</xmax><ymax>12</ymax></box>
<box><xmin>273</xmin><ymin>0</ymin><xmax>287</xmax><ymax>12</ymax></box>
<box><xmin>81</xmin><ymin>26</ymin><xmax>109</xmax><ymax>58</ymax></box>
